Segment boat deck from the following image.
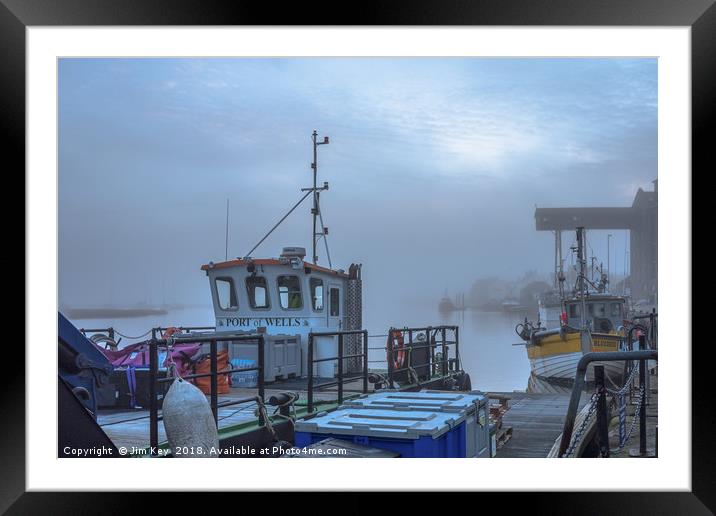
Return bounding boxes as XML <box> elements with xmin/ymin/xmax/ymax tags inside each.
<box><xmin>99</xmin><ymin>379</ymin><xmax>367</xmax><ymax>451</ymax></box>
<box><xmin>489</xmin><ymin>391</ymin><xmax>588</xmax><ymax>458</ymax></box>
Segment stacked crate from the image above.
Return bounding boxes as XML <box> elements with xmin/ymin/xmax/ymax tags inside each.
<box><xmin>489</xmin><ymin>395</ymin><xmax>513</xmax><ymax>452</ymax></box>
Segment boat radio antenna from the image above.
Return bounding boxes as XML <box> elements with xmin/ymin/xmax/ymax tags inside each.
<box><xmin>307</xmin><ymin>130</ymin><xmax>330</xmax><ymax>265</ymax></box>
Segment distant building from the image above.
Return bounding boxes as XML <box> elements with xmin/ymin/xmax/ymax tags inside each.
<box><xmin>519</xmin><ymin>280</ymin><xmax>552</xmax><ymax>308</ymax></box>
<box><xmin>469</xmin><ymin>277</ymin><xmax>511</xmax><ymax>309</ymax></box>
<box><xmin>534</xmin><ymin>179</ymin><xmax>657</xmax><ymax>303</ymax></box>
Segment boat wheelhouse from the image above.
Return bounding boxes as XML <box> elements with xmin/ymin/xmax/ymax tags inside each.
<box><xmin>563</xmin><ymin>294</ymin><xmax>626</xmax><ymax>334</ymax></box>
<box><xmin>202</xmin><ymin>246</ymin><xmax>363</xmax><ymax>381</ymax></box>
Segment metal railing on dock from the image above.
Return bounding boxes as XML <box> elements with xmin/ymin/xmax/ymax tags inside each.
<box><xmin>630</xmin><ymin>309</ymin><xmax>658</xmax><ymax>350</ymax></box>
<box><xmin>558</xmin><ymin>338</ymin><xmax>658</xmax><ymax>458</ymax></box>
<box><xmin>146</xmin><ymin>332</ymin><xmax>266</xmax><ymax>456</ymax></box>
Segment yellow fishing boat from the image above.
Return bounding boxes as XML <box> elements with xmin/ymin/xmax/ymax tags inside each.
<box><xmin>516</xmin><ymin>227</ymin><xmax>631</xmax><ymax>390</ymax></box>
<box><xmin>522</xmin><ymin>295</ymin><xmax>627</xmax><ymax>387</ymax></box>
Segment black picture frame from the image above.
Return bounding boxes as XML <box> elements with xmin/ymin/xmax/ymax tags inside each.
<box><xmin>5</xmin><ymin>0</ymin><xmax>707</xmax><ymax>512</ymax></box>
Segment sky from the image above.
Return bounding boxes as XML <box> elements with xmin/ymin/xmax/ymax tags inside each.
<box><xmin>58</xmin><ymin>57</ymin><xmax>657</xmax><ymax>311</ymax></box>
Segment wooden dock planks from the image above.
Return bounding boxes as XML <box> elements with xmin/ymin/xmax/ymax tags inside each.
<box><xmin>488</xmin><ymin>391</ymin><xmax>588</xmax><ymax>458</ymax></box>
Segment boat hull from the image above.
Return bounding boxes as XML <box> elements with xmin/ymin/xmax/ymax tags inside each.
<box><xmin>526</xmin><ymin>330</ymin><xmax>625</xmax><ymax>390</ymax></box>
<box><xmin>529</xmin><ymin>352</ymin><xmax>625</xmax><ymax>383</ymax></box>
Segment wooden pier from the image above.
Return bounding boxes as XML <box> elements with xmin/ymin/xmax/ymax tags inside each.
<box><xmin>489</xmin><ymin>391</ymin><xmax>588</xmax><ymax>458</ymax></box>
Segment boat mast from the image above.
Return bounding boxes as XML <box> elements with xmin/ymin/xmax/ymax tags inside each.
<box><xmin>554</xmin><ymin>230</ymin><xmax>559</xmax><ymax>291</ymax></box>
<box><xmin>555</xmin><ymin>230</ymin><xmax>565</xmax><ymax>295</ymax></box>
<box><xmin>576</xmin><ymin>227</ymin><xmax>588</xmax><ymax>331</ymax></box>
<box><xmin>310</xmin><ymin>130</ymin><xmax>330</xmax><ymax>265</ymax></box>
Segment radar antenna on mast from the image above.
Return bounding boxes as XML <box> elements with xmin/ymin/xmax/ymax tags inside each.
<box><xmin>304</xmin><ymin>130</ymin><xmax>331</xmax><ymax>267</ymax></box>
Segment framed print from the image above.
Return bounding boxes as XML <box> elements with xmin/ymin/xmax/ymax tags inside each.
<box><xmin>5</xmin><ymin>0</ymin><xmax>709</xmax><ymax>511</ymax></box>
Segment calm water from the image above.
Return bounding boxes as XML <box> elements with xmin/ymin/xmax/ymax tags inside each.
<box><xmin>71</xmin><ymin>304</ymin><xmax>533</xmax><ymax>392</ymax></box>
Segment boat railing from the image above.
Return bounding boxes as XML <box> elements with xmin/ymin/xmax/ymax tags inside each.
<box><xmin>386</xmin><ymin>325</ymin><xmax>460</xmax><ymax>388</ymax></box>
<box><xmin>79</xmin><ymin>326</ymin><xmax>116</xmax><ymax>340</ymax></box>
<box><xmin>146</xmin><ymin>332</ymin><xmax>266</xmax><ymax>457</ymax></box>
<box><xmin>364</xmin><ymin>325</ymin><xmax>459</xmax><ymax>389</ymax></box>
<box><xmin>151</xmin><ymin>326</ymin><xmax>216</xmax><ymax>338</ymax></box>
<box><xmin>306</xmin><ymin>329</ymin><xmax>369</xmax><ymax>413</ymax></box>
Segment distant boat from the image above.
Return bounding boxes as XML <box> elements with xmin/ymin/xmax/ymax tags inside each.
<box><xmin>501</xmin><ymin>299</ymin><xmax>528</xmax><ymax>313</ymax></box>
<box><xmin>438</xmin><ymin>297</ymin><xmax>456</xmax><ymax>313</ymax></box>
<box><xmin>62</xmin><ymin>307</ymin><xmax>169</xmax><ymax>319</ymax></box>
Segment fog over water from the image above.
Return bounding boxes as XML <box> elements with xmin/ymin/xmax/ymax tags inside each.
<box><xmin>59</xmin><ymin>58</ymin><xmax>657</xmax><ymax>390</ymax></box>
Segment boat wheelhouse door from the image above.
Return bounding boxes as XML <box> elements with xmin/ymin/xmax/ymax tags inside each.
<box><xmin>328</xmin><ymin>282</ymin><xmax>343</xmax><ymax>330</ymax></box>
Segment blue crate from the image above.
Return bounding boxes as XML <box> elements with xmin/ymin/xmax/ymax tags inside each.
<box><xmin>294</xmin><ymin>407</ymin><xmax>469</xmax><ymax>458</ymax></box>
<box><xmin>336</xmin><ymin>390</ymin><xmax>491</xmax><ymax>457</ymax></box>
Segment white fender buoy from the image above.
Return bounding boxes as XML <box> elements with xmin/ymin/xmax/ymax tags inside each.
<box><xmin>162</xmin><ymin>378</ymin><xmax>219</xmax><ymax>457</ymax></box>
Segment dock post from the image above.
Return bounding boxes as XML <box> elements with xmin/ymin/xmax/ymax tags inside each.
<box><xmin>407</xmin><ymin>329</ymin><xmax>413</xmax><ymax>377</ymax></box>
<box><xmin>428</xmin><ymin>327</ymin><xmax>434</xmax><ymax>376</ymax></box>
<box><xmin>639</xmin><ymin>335</ymin><xmax>647</xmax><ymax>456</ymax></box>
<box><xmin>257</xmin><ymin>334</ymin><xmax>265</xmax><ymax>403</ymax></box>
<box><xmin>210</xmin><ymin>339</ymin><xmax>218</xmax><ymax>426</ymax></box>
<box><xmin>454</xmin><ymin>326</ymin><xmax>460</xmax><ymax>372</ymax></box>
<box><xmin>362</xmin><ymin>330</ymin><xmax>369</xmax><ymax>394</ymax></box>
<box><xmin>594</xmin><ymin>366</ymin><xmax>610</xmax><ymax>458</ymax></box>
<box><xmin>386</xmin><ymin>330</ymin><xmax>395</xmax><ymax>389</ymax></box>
<box><xmin>441</xmin><ymin>327</ymin><xmax>447</xmax><ymax>377</ymax></box>
<box><xmin>337</xmin><ymin>333</ymin><xmax>344</xmax><ymax>405</ymax></box>
<box><xmin>307</xmin><ymin>334</ymin><xmax>314</xmax><ymax>412</ymax></box>
<box><xmin>257</xmin><ymin>334</ymin><xmax>265</xmax><ymax>425</ymax></box>
<box><xmin>149</xmin><ymin>339</ymin><xmax>158</xmax><ymax>457</ymax></box>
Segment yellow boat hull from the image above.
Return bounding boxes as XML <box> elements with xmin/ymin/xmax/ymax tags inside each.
<box><xmin>526</xmin><ymin>331</ymin><xmax>624</xmax><ymax>386</ymax></box>
<box><xmin>526</xmin><ymin>331</ymin><xmax>621</xmax><ymax>359</ymax></box>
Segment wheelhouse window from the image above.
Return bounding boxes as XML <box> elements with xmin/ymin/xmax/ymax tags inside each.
<box><xmin>610</xmin><ymin>303</ymin><xmax>623</xmax><ymax>317</ymax></box>
<box><xmin>592</xmin><ymin>303</ymin><xmax>606</xmax><ymax>318</ymax></box>
<box><xmin>215</xmin><ymin>277</ymin><xmax>238</xmax><ymax>311</ymax></box>
<box><xmin>310</xmin><ymin>278</ymin><xmax>324</xmax><ymax>311</ymax></box>
<box><xmin>278</xmin><ymin>275</ymin><xmax>303</xmax><ymax>309</ymax></box>
<box><xmin>330</xmin><ymin>287</ymin><xmax>340</xmax><ymax>317</ymax></box>
<box><xmin>246</xmin><ymin>276</ymin><xmax>270</xmax><ymax>309</ymax></box>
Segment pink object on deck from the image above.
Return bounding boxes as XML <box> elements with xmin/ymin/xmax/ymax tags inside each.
<box><xmin>95</xmin><ymin>340</ymin><xmax>201</xmax><ymax>378</ymax></box>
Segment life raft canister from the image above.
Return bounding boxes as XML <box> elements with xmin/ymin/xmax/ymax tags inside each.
<box><xmin>387</xmin><ymin>329</ymin><xmax>407</xmax><ymax>370</ymax></box>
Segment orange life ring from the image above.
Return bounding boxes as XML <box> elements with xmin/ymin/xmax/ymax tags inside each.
<box><xmin>387</xmin><ymin>330</ymin><xmax>406</xmax><ymax>370</ymax></box>
<box><xmin>162</xmin><ymin>326</ymin><xmax>180</xmax><ymax>339</ymax></box>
